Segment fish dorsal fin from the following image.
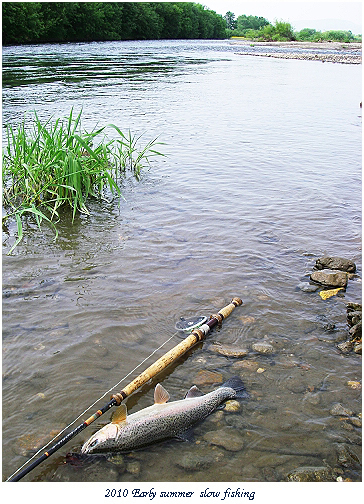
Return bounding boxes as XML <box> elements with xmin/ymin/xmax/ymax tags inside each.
<box><xmin>185</xmin><ymin>385</ymin><xmax>204</xmax><ymax>399</ymax></box>
<box><xmin>111</xmin><ymin>403</ymin><xmax>127</xmax><ymax>424</ymax></box>
<box><xmin>154</xmin><ymin>383</ymin><xmax>170</xmax><ymax>404</ymax></box>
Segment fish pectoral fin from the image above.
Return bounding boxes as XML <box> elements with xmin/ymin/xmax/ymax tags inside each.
<box><xmin>154</xmin><ymin>383</ymin><xmax>170</xmax><ymax>404</ymax></box>
<box><xmin>184</xmin><ymin>385</ymin><xmax>204</xmax><ymax>399</ymax></box>
<box><xmin>111</xmin><ymin>404</ymin><xmax>127</xmax><ymax>423</ymax></box>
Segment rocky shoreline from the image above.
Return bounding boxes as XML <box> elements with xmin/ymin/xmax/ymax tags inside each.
<box><xmin>230</xmin><ymin>40</ymin><xmax>362</xmax><ymax>64</ymax></box>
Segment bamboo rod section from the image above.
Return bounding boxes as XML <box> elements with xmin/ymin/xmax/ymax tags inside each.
<box><xmin>8</xmin><ymin>297</ymin><xmax>242</xmax><ymax>481</ymax></box>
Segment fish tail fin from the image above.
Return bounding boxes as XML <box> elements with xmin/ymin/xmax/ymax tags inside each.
<box><xmin>222</xmin><ymin>376</ymin><xmax>249</xmax><ymax>399</ymax></box>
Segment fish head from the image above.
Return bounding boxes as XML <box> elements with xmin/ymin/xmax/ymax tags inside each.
<box><xmin>81</xmin><ymin>423</ymin><xmax>120</xmax><ymax>454</ymax></box>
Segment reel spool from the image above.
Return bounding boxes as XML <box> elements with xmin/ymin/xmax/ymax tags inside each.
<box><xmin>175</xmin><ymin>315</ymin><xmax>208</xmax><ymax>333</ymax></box>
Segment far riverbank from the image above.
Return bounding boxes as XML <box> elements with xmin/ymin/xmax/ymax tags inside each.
<box><xmin>230</xmin><ymin>39</ymin><xmax>362</xmax><ymax>64</ymax></box>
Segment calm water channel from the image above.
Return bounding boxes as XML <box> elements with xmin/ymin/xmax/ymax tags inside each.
<box><xmin>2</xmin><ymin>40</ymin><xmax>362</xmax><ymax>484</ymax></box>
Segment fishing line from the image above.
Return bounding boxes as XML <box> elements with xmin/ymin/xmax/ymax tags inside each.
<box><xmin>7</xmin><ymin>297</ymin><xmax>242</xmax><ymax>481</ymax></box>
<box><xmin>6</xmin><ymin>329</ymin><xmax>180</xmax><ymax>482</ymax></box>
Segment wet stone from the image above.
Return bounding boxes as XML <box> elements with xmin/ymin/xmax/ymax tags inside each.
<box><xmin>203</xmin><ymin>426</ymin><xmax>244</xmax><ymax>452</ymax></box>
<box><xmin>349</xmin><ymin>321</ymin><xmax>361</xmax><ymax>339</ymax></box>
<box><xmin>209</xmin><ymin>343</ymin><xmax>249</xmax><ymax>358</ymax></box>
<box><xmin>347</xmin><ymin>302</ymin><xmax>362</xmax><ymax>312</ymax></box>
<box><xmin>337</xmin><ymin>340</ymin><xmax>353</xmax><ymax>353</ymax></box>
<box><xmin>347</xmin><ymin>311</ymin><xmax>362</xmax><ymax>326</ymax></box>
<box><xmin>252</xmin><ymin>342</ymin><xmax>274</xmax><ymax>354</ymax></box>
<box><xmin>90</xmin><ymin>345</ymin><xmax>109</xmax><ymax>358</ymax></box>
<box><xmin>315</xmin><ymin>256</ymin><xmax>356</xmax><ymax>273</ymax></box>
<box><xmin>297</xmin><ymin>282</ymin><xmax>320</xmax><ymax>293</ymax></box>
<box><xmin>353</xmin><ymin>342</ymin><xmax>362</xmax><ymax>354</ymax></box>
<box><xmin>126</xmin><ymin>460</ymin><xmax>141</xmax><ymax>475</ymax></box>
<box><xmin>349</xmin><ymin>416</ymin><xmax>362</xmax><ymax>428</ymax></box>
<box><xmin>286</xmin><ymin>466</ymin><xmax>335</xmax><ymax>482</ymax></box>
<box><xmin>107</xmin><ymin>453</ymin><xmax>126</xmax><ymax>470</ymax></box>
<box><xmin>310</xmin><ymin>270</ymin><xmax>348</xmax><ymax>288</ymax></box>
<box><xmin>232</xmin><ymin>360</ymin><xmax>260</xmax><ymax>372</ymax></box>
<box><xmin>329</xmin><ymin>403</ymin><xmax>354</xmax><ymax>417</ymax></box>
<box><xmin>193</xmin><ymin>370</ymin><xmax>223</xmax><ymax>386</ymax></box>
<box><xmin>224</xmin><ymin>400</ymin><xmax>241</xmax><ymax>412</ymax></box>
<box><xmin>175</xmin><ymin>452</ymin><xmax>215</xmax><ymax>472</ymax></box>
<box><xmin>335</xmin><ymin>444</ymin><xmax>361</xmax><ymax>469</ymax></box>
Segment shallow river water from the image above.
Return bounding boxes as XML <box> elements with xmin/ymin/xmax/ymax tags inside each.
<box><xmin>2</xmin><ymin>40</ymin><xmax>362</xmax><ymax>484</ymax></box>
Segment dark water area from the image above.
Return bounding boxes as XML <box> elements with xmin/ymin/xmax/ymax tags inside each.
<box><xmin>2</xmin><ymin>40</ymin><xmax>362</xmax><ymax>487</ymax></box>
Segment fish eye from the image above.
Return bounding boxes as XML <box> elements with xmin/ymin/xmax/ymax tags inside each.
<box><xmin>89</xmin><ymin>439</ymin><xmax>99</xmax><ymax>448</ymax></box>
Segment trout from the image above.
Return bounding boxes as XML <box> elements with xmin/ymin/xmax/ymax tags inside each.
<box><xmin>81</xmin><ymin>376</ymin><xmax>247</xmax><ymax>454</ymax></box>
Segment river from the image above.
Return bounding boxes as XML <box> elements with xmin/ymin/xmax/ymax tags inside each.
<box><xmin>2</xmin><ymin>40</ymin><xmax>362</xmax><ymax>484</ymax></box>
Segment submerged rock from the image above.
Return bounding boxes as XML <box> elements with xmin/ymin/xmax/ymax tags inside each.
<box><xmin>193</xmin><ymin>370</ymin><xmax>223</xmax><ymax>386</ymax></box>
<box><xmin>335</xmin><ymin>444</ymin><xmax>361</xmax><ymax>469</ymax></box>
<box><xmin>203</xmin><ymin>426</ymin><xmax>244</xmax><ymax>452</ymax></box>
<box><xmin>329</xmin><ymin>403</ymin><xmax>354</xmax><ymax>417</ymax></box>
<box><xmin>310</xmin><ymin>270</ymin><xmax>348</xmax><ymax>288</ymax></box>
<box><xmin>209</xmin><ymin>343</ymin><xmax>249</xmax><ymax>358</ymax></box>
<box><xmin>224</xmin><ymin>400</ymin><xmax>241</xmax><ymax>412</ymax></box>
<box><xmin>315</xmin><ymin>256</ymin><xmax>356</xmax><ymax>273</ymax></box>
<box><xmin>286</xmin><ymin>466</ymin><xmax>335</xmax><ymax>482</ymax></box>
<box><xmin>176</xmin><ymin>453</ymin><xmax>215</xmax><ymax>472</ymax></box>
<box><xmin>337</xmin><ymin>340</ymin><xmax>353</xmax><ymax>353</ymax></box>
<box><xmin>252</xmin><ymin>342</ymin><xmax>274</xmax><ymax>354</ymax></box>
<box><xmin>298</xmin><ymin>282</ymin><xmax>320</xmax><ymax>293</ymax></box>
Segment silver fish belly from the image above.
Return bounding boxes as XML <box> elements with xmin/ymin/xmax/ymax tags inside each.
<box><xmin>81</xmin><ymin>376</ymin><xmax>246</xmax><ymax>454</ymax></box>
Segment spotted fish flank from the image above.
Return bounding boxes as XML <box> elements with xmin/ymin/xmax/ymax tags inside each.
<box><xmin>81</xmin><ymin>376</ymin><xmax>247</xmax><ymax>454</ymax></box>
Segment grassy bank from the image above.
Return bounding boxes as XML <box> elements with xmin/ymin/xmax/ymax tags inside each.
<box><xmin>2</xmin><ymin>109</ymin><xmax>164</xmax><ymax>254</ymax></box>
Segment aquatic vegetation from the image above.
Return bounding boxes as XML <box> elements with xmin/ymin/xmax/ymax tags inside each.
<box><xmin>2</xmin><ymin>109</ymin><xmax>164</xmax><ymax>253</ymax></box>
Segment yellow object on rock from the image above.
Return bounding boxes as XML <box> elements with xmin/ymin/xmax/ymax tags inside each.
<box><xmin>319</xmin><ymin>288</ymin><xmax>344</xmax><ymax>300</ymax></box>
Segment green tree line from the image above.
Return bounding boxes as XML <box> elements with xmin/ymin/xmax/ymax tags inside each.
<box><xmin>226</xmin><ymin>12</ymin><xmax>361</xmax><ymax>43</ymax></box>
<box><xmin>2</xmin><ymin>2</ymin><xmax>227</xmax><ymax>45</ymax></box>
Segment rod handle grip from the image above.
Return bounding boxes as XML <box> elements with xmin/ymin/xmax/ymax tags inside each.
<box><xmin>218</xmin><ymin>297</ymin><xmax>242</xmax><ymax>319</ymax></box>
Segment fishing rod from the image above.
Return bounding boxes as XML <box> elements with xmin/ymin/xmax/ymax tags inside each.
<box><xmin>8</xmin><ymin>297</ymin><xmax>242</xmax><ymax>481</ymax></box>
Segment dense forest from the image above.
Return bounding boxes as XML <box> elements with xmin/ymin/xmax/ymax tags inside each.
<box><xmin>2</xmin><ymin>2</ymin><xmax>361</xmax><ymax>46</ymax></box>
<box><xmin>2</xmin><ymin>2</ymin><xmax>227</xmax><ymax>44</ymax></box>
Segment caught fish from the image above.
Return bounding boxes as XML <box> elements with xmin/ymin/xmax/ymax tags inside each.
<box><xmin>81</xmin><ymin>376</ymin><xmax>247</xmax><ymax>454</ymax></box>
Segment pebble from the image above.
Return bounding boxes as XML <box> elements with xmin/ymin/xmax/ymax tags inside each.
<box><xmin>203</xmin><ymin>426</ymin><xmax>244</xmax><ymax>452</ymax></box>
<box><xmin>336</xmin><ymin>444</ymin><xmax>361</xmax><ymax>469</ymax></box>
<box><xmin>347</xmin><ymin>381</ymin><xmax>361</xmax><ymax>390</ymax></box>
<box><xmin>108</xmin><ymin>453</ymin><xmax>126</xmax><ymax>469</ymax></box>
<box><xmin>238</xmin><ymin>51</ymin><xmax>361</xmax><ymax>65</ymax></box>
<box><xmin>239</xmin><ymin>315</ymin><xmax>256</xmax><ymax>325</ymax></box>
<box><xmin>224</xmin><ymin>400</ymin><xmax>241</xmax><ymax>412</ymax></box>
<box><xmin>209</xmin><ymin>344</ymin><xmax>249</xmax><ymax>358</ymax></box>
<box><xmin>349</xmin><ymin>321</ymin><xmax>361</xmax><ymax>339</ymax></box>
<box><xmin>126</xmin><ymin>460</ymin><xmax>141</xmax><ymax>475</ymax></box>
<box><xmin>286</xmin><ymin>466</ymin><xmax>335</xmax><ymax>482</ymax></box>
<box><xmin>329</xmin><ymin>403</ymin><xmax>354</xmax><ymax>417</ymax></box>
<box><xmin>252</xmin><ymin>342</ymin><xmax>274</xmax><ymax>354</ymax></box>
<box><xmin>348</xmin><ymin>416</ymin><xmax>362</xmax><ymax>428</ymax></box>
<box><xmin>232</xmin><ymin>360</ymin><xmax>260</xmax><ymax>372</ymax></box>
<box><xmin>175</xmin><ymin>453</ymin><xmax>215</xmax><ymax>472</ymax></box>
<box><xmin>337</xmin><ymin>340</ymin><xmax>353</xmax><ymax>353</ymax></box>
<box><xmin>193</xmin><ymin>370</ymin><xmax>223</xmax><ymax>386</ymax></box>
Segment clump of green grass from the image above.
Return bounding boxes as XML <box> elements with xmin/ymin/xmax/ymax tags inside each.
<box><xmin>2</xmin><ymin>109</ymin><xmax>164</xmax><ymax>254</ymax></box>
